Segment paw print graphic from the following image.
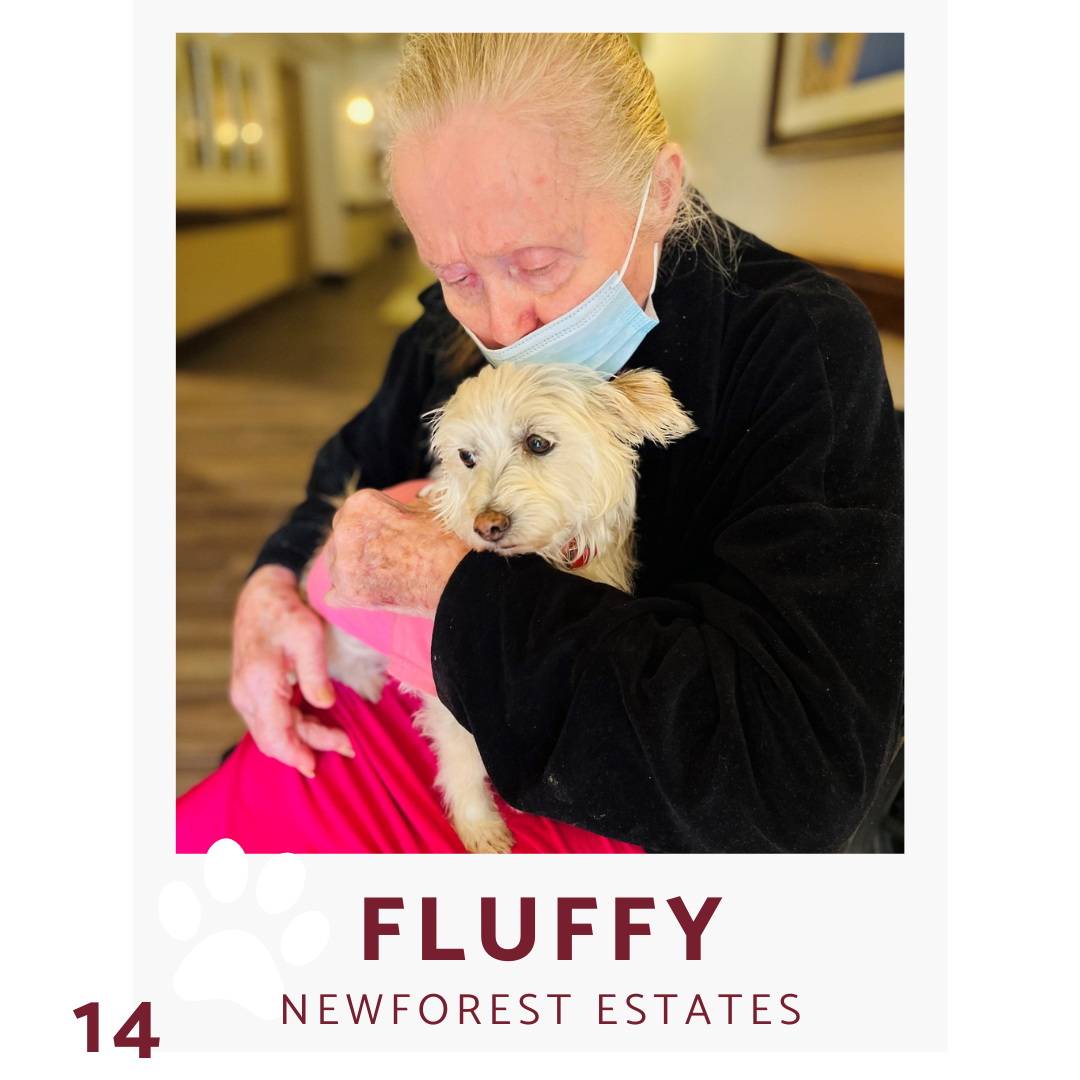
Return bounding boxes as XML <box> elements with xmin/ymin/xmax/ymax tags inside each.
<box><xmin>158</xmin><ymin>839</ymin><xmax>329</xmax><ymax>1020</ymax></box>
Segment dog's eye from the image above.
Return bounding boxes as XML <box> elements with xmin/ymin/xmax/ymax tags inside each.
<box><xmin>524</xmin><ymin>434</ymin><xmax>553</xmax><ymax>456</ymax></box>
<box><xmin>458</xmin><ymin>449</ymin><xmax>476</xmax><ymax>468</ymax></box>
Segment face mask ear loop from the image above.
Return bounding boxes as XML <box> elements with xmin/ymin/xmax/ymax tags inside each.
<box><xmin>649</xmin><ymin>242</ymin><xmax>660</xmax><ymax>296</ymax></box>
<box><xmin>618</xmin><ymin>174</ymin><xmax>653</xmax><ymax>282</ymax></box>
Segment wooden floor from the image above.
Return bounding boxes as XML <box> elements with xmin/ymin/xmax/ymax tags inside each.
<box><xmin>176</xmin><ymin>245</ymin><xmax>434</xmax><ymax>796</ymax></box>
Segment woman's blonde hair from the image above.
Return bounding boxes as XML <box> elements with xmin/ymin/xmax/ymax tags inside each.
<box><xmin>384</xmin><ymin>33</ymin><xmax>738</xmax><ymax>275</ymax></box>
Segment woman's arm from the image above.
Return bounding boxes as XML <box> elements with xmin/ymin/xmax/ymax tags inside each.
<box><xmin>232</xmin><ymin>292</ymin><xmax>453</xmax><ymax>773</ymax></box>
<box><xmin>429</xmin><ymin>284</ymin><xmax>904</xmax><ymax>853</ymax></box>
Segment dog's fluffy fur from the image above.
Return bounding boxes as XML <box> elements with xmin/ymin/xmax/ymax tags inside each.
<box><xmin>315</xmin><ymin>363</ymin><xmax>694</xmax><ymax>853</ymax></box>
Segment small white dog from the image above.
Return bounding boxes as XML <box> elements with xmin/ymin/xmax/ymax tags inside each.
<box><xmin>315</xmin><ymin>362</ymin><xmax>695</xmax><ymax>853</ymax></box>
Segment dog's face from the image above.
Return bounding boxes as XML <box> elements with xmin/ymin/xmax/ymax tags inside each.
<box><xmin>428</xmin><ymin>363</ymin><xmax>695</xmax><ymax>560</ymax></box>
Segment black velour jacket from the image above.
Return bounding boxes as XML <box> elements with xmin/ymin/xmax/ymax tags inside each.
<box><xmin>253</xmin><ymin>223</ymin><xmax>904</xmax><ymax>854</ymax></box>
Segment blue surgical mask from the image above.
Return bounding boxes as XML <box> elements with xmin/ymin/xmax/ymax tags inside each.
<box><xmin>463</xmin><ymin>176</ymin><xmax>660</xmax><ymax>377</ymax></box>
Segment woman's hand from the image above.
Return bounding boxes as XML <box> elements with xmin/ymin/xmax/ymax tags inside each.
<box><xmin>322</xmin><ymin>488</ymin><xmax>470</xmax><ymax>619</ymax></box>
<box><xmin>230</xmin><ymin>564</ymin><xmax>354</xmax><ymax>778</ymax></box>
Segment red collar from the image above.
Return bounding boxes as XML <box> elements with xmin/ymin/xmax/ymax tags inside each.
<box><xmin>561</xmin><ymin>541</ymin><xmax>594</xmax><ymax>569</ymax></box>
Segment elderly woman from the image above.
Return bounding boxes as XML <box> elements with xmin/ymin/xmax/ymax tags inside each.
<box><xmin>179</xmin><ymin>34</ymin><xmax>903</xmax><ymax>854</ymax></box>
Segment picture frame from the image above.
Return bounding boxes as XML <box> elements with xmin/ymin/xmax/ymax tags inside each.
<box><xmin>767</xmin><ymin>33</ymin><xmax>904</xmax><ymax>156</ymax></box>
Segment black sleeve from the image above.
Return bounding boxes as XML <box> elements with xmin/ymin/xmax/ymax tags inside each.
<box><xmin>250</xmin><ymin>315</ymin><xmax>440</xmax><ymax>579</ymax></box>
<box><xmin>430</xmin><ymin>289</ymin><xmax>904</xmax><ymax>854</ymax></box>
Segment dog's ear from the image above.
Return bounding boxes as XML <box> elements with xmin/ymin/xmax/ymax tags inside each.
<box><xmin>600</xmin><ymin>368</ymin><xmax>696</xmax><ymax>447</ymax></box>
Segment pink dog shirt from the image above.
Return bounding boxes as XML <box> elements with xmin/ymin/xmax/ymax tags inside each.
<box><xmin>305</xmin><ymin>481</ymin><xmax>438</xmax><ymax>696</ymax></box>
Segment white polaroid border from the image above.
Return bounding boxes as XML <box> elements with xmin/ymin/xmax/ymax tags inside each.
<box><xmin>131</xmin><ymin>0</ymin><xmax>948</xmax><ymax>1069</ymax></box>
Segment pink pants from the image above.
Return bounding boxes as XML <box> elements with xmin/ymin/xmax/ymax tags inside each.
<box><xmin>176</xmin><ymin>481</ymin><xmax>643</xmax><ymax>855</ymax></box>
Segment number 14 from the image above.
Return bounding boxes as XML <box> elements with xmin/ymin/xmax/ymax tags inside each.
<box><xmin>73</xmin><ymin>1001</ymin><xmax>160</xmax><ymax>1058</ymax></box>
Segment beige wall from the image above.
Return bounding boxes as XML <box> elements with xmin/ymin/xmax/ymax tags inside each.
<box><xmin>176</xmin><ymin>218</ymin><xmax>298</xmax><ymax>338</ymax></box>
<box><xmin>644</xmin><ymin>33</ymin><xmax>903</xmax><ymax>273</ymax></box>
<box><xmin>345</xmin><ymin>205</ymin><xmax>396</xmax><ymax>269</ymax></box>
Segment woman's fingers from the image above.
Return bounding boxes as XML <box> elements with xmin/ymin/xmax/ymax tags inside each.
<box><xmin>237</xmin><ymin>681</ymin><xmax>353</xmax><ymax>774</ymax></box>
<box><xmin>289</xmin><ymin>618</ymin><xmax>336</xmax><ymax>709</ymax></box>
<box><xmin>295</xmin><ymin>716</ymin><xmax>355</xmax><ymax>757</ymax></box>
<box><xmin>245</xmin><ymin>692</ymin><xmax>318</xmax><ymax>779</ymax></box>
<box><xmin>230</xmin><ymin>567</ymin><xmax>353</xmax><ymax>779</ymax></box>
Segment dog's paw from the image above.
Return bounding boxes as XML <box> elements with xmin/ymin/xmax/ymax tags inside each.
<box><xmin>325</xmin><ymin>625</ymin><xmax>389</xmax><ymax>703</ymax></box>
<box><xmin>328</xmin><ymin>663</ymin><xmax>387</xmax><ymax>704</ymax></box>
<box><xmin>454</xmin><ymin>814</ymin><xmax>514</xmax><ymax>855</ymax></box>
<box><xmin>350</xmin><ymin>665</ymin><xmax>388</xmax><ymax>704</ymax></box>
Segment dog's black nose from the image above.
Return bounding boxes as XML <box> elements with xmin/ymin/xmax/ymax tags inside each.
<box><xmin>474</xmin><ymin>510</ymin><xmax>511</xmax><ymax>542</ymax></box>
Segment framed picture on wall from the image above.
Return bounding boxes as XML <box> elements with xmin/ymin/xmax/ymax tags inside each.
<box><xmin>768</xmin><ymin>33</ymin><xmax>904</xmax><ymax>156</ymax></box>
